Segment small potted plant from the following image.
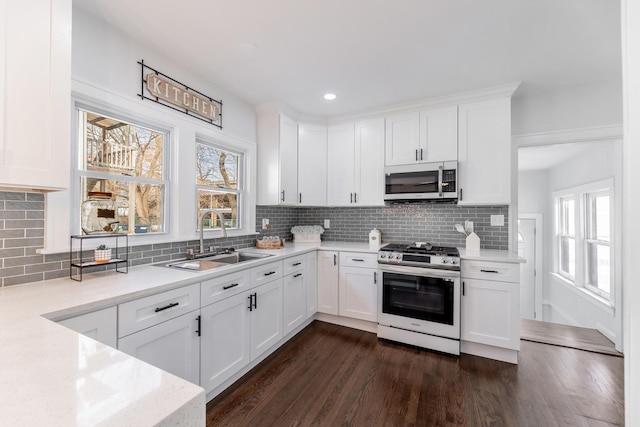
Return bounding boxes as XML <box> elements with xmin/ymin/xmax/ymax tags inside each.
<box><xmin>94</xmin><ymin>244</ymin><xmax>112</xmax><ymax>263</ymax></box>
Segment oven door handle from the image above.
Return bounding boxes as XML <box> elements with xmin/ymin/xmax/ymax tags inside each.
<box><xmin>377</xmin><ymin>264</ymin><xmax>460</xmax><ymax>279</ymax></box>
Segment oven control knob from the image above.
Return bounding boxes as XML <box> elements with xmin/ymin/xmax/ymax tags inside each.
<box><xmin>379</xmin><ymin>253</ymin><xmax>386</xmax><ymax>259</ymax></box>
<box><xmin>450</xmin><ymin>259</ymin><xmax>457</xmax><ymax>265</ymax></box>
<box><xmin>394</xmin><ymin>254</ymin><xmax>402</xmax><ymax>260</ymax></box>
<box><xmin>441</xmin><ymin>259</ymin><xmax>449</xmax><ymax>264</ymax></box>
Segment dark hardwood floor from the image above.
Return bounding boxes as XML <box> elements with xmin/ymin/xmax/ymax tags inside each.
<box><xmin>206</xmin><ymin>321</ymin><xmax>624</xmax><ymax>426</ymax></box>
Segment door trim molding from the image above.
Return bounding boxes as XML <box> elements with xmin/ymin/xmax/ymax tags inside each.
<box><xmin>519</xmin><ymin>214</ymin><xmax>543</xmax><ymax>321</ymax></box>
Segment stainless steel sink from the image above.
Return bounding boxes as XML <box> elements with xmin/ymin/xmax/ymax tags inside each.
<box><xmin>157</xmin><ymin>251</ymin><xmax>273</xmax><ymax>272</ymax></box>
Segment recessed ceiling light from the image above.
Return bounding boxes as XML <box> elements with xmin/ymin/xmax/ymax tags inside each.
<box><xmin>324</xmin><ymin>93</ymin><xmax>337</xmax><ymax>101</ymax></box>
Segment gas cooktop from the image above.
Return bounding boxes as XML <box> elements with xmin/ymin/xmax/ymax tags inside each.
<box><xmin>377</xmin><ymin>242</ymin><xmax>460</xmax><ymax>270</ymax></box>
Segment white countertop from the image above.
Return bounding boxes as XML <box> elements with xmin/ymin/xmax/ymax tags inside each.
<box><xmin>0</xmin><ymin>240</ymin><xmax>515</xmax><ymax>425</ymax></box>
<box><xmin>458</xmin><ymin>248</ymin><xmax>525</xmax><ymax>263</ymax></box>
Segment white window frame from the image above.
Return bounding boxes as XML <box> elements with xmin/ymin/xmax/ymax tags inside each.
<box><xmin>72</xmin><ymin>101</ymin><xmax>171</xmax><ymax>236</ymax></box>
<box><xmin>557</xmin><ymin>196</ymin><xmax>576</xmax><ymax>281</ymax></box>
<box><xmin>553</xmin><ymin>178</ymin><xmax>614</xmax><ymax>304</ymax></box>
<box><xmin>195</xmin><ymin>137</ymin><xmax>246</xmax><ymax>233</ymax></box>
<box><xmin>584</xmin><ymin>189</ymin><xmax>612</xmax><ymax>299</ymax></box>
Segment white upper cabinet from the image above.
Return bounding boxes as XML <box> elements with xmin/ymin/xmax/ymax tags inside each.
<box><xmin>457</xmin><ymin>97</ymin><xmax>511</xmax><ymax>205</ymax></box>
<box><xmin>419</xmin><ymin>106</ymin><xmax>458</xmax><ymax>162</ymax></box>
<box><xmin>298</xmin><ymin>123</ymin><xmax>327</xmax><ymax>206</ymax></box>
<box><xmin>0</xmin><ymin>0</ymin><xmax>71</xmax><ymax>190</ymax></box>
<box><xmin>385</xmin><ymin>112</ymin><xmax>420</xmax><ymax>166</ymax></box>
<box><xmin>327</xmin><ymin>118</ymin><xmax>384</xmax><ymax>206</ymax></box>
<box><xmin>327</xmin><ymin>122</ymin><xmax>356</xmax><ymax>206</ymax></box>
<box><xmin>385</xmin><ymin>107</ymin><xmax>457</xmax><ymax>166</ymax></box>
<box><xmin>257</xmin><ymin>112</ymin><xmax>298</xmax><ymax>205</ymax></box>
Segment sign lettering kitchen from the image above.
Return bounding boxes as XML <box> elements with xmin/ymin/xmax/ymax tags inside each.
<box><xmin>146</xmin><ymin>74</ymin><xmax>220</xmax><ymax>123</ymax></box>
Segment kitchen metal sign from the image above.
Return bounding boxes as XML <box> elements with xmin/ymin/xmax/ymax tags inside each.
<box><xmin>138</xmin><ymin>60</ymin><xmax>223</xmax><ymax>128</ymax></box>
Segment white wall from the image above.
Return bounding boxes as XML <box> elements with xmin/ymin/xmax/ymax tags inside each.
<box><xmin>44</xmin><ymin>8</ymin><xmax>259</xmax><ymax>252</ymax></box>
<box><xmin>542</xmin><ymin>140</ymin><xmax>622</xmax><ymax>344</ymax></box>
<box><xmin>512</xmin><ymin>80</ymin><xmax>623</xmax><ymax>135</ymax></box>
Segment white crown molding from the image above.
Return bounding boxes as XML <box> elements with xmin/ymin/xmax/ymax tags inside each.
<box><xmin>514</xmin><ymin>124</ymin><xmax>623</xmax><ymax>147</ymax></box>
<box><xmin>254</xmin><ymin>101</ymin><xmax>299</xmax><ymax>119</ymax></box>
<box><xmin>329</xmin><ymin>82</ymin><xmax>522</xmax><ymax>123</ymax></box>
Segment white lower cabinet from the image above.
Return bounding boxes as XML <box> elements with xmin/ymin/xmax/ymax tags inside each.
<box><xmin>283</xmin><ymin>271</ymin><xmax>306</xmax><ymax>335</ymax></box>
<box><xmin>57</xmin><ymin>306</ymin><xmax>117</xmax><ymax>348</ymax></box>
<box><xmin>317</xmin><ymin>251</ymin><xmax>339</xmax><ymax>315</ymax></box>
<box><xmin>461</xmin><ymin>261</ymin><xmax>520</xmax><ymax>354</ymax></box>
<box><xmin>118</xmin><ymin>311</ymin><xmax>201</xmax><ymax>385</ymax></box>
<box><xmin>200</xmin><ymin>278</ymin><xmax>283</xmax><ymax>395</ymax></box>
<box><xmin>200</xmin><ymin>291</ymin><xmax>251</xmax><ymax>394</ymax></box>
<box><xmin>338</xmin><ymin>253</ymin><xmax>378</xmax><ymax>322</ymax></box>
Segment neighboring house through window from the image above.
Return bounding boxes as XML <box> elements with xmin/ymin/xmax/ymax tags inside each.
<box><xmin>76</xmin><ymin>107</ymin><xmax>168</xmax><ymax>235</ymax></box>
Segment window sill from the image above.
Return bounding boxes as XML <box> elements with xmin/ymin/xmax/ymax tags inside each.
<box><xmin>551</xmin><ymin>272</ymin><xmax>614</xmax><ymax>314</ymax></box>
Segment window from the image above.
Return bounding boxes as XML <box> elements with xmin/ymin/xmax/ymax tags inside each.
<box><xmin>78</xmin><ymin>109</ymin><xmax>168</xmax><ymax>234</ymax></box>
<box><xmin>558</xmin><ymin>197</ymin><xmax>576</xmax><ymax>279</ymax></box>
<box><xmin>554</xmin><ymin>180</ymin><xmax>613</xmax><ymax>302</ymax></box>
<box><xmin>585</xmin><ymin>192</ymin><xmax>611</xmax><ymax>297</ymax></box>
<box><xmin>196</xmin><ymin>142</ymin><xmax>242</xmax><ymax>231</ymax></box>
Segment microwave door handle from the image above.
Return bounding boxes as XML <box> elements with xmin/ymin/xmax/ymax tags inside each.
<box><xmin>438</xmin><ymin>165</ymin><xmax>444</xmax><ymax>197</ymax></box>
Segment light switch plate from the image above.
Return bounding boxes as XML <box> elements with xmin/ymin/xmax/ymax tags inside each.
<box><xmin>324</xmin><ymin>219</ymin><xmax>330</xmax><ymax>229</ymax></box>
<box><xmin>490</xmin><ymin>215</ymin><xmax>505</xmax><ymax>226</ymax></box>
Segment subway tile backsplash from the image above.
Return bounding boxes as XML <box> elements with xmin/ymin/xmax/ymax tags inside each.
<box><xmin>0</xmin><ymin>189</ymin><xmax>508</xmax><ymax>287</ymax></box>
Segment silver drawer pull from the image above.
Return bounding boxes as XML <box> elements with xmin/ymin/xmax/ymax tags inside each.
<box><xmin>480</xmin><ymin>269</ymin><xmax>499</xmax><ymax>273</ymax></box>
<box><xmin>223</xmin><ymin>283</ymin><xmax>239</xmax><ymax>290</ymax></box>
<box><xmin>155</xmin><ymin>302</ymin><xmax>179</xmax><ymax>312</ymax></box>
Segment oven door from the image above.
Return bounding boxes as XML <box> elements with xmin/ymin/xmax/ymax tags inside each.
<box><xmin>378</xmin><ymin>264</ymin><xmax>460</xmax><ymax>339</ymax></box>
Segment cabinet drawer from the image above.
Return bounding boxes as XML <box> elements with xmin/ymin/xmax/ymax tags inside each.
<box><xmin>118</xmin><ymin>283</ymin><xmax>200</xmax><ymax>337</ymax></box>
<box><xmin>340</xmin><ymin>252</ymin><xmax>378</xmax><ymax>268</ymax></box>
<box><xmin>283</xmin><ymin>255</ymin><xmax>305</xmax><ymax>275</ymax></box>
<box><xmin>251</xmin><ymin>260</ymin><xmax>283</xmax><ymax>286</ymax></box>
<box><xmin>461</xmin><ymin>260</ymin><xmax>519</xmax><ymax>283</ymax></box>
<box><xmin>201</xmin><ymin>270</ymin><xmax>252</xmax><ymax>307</ymax></box>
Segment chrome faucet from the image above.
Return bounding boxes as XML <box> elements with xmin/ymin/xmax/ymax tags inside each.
<box><xmin>199</xmin><ymin>209</ymin><xmax>228</xmax><ymax>255</ymax></box>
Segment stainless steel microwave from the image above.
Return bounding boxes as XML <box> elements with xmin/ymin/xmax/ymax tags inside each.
<box><xmin>384</xmin><ymin>161</ymin><xmax>457</xmax><ymax>202</ymax></box>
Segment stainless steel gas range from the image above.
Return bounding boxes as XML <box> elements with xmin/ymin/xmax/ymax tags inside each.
<box><xmin>377</xmin><ymin>242</ymin><xmax>461</xmax><ymax>355</ymax></box>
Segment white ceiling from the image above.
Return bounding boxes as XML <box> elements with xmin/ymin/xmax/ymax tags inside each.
<box><xmin>74</xmin><ymin>0</ymin><xmax>621</xmax><ymax>117</ymax></box>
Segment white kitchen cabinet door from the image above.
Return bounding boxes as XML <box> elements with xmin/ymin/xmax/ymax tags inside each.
<box><xmin>457</xmin><ymin>98</ymin><xmax>511</xmax><ymax>205</ymax></box>
<box><xmin>339</xmin><ymin>266</ymin><xmax>378</xmax><ymax>322</ymax></box>
<box><xmin>317</xmin><ymin>251</ymin><xmax>339</xmax><ymax>315</ymax></box>
<box><xmin>118</xmin><ymin>311</ymin><xmax>201</xmax><ymax>385</ymax></box>
<box><xmin>327</xmin><ymin>123</ymin><xmax>355</xmax><ymax>206</ymax></box>
<box><xmin>279</xmin><ymin>114</ymin><xmax>299</xmax><ymax>205</ymax></box>
<box><xmin>250</xmin><ymin>279</ymin><xmax>283</xmax><ymax>360</ymax></box>
<box><xmin>0</xmin><ymin>0</ymin><xmax>71</xmax><ymax>190</ymax></box>
<box><xmin>419</xmin><ymin>106</ymin><xmax>458</xmax><ymax>162</ymax></box>
<box><xmin>283</xmin><ymin>272</ymin><xmax>306</xmax><ymax>335</ymax></box>
<box><xmin>57</xmin><ymin>306</ymin><xmax>117</xmax><ymax>348</ymax></box>
<box><xmin>305</xmin><ymin>251</ymin><xmax>318</xmax><ymax>318</ymax></box>
<box><xmin>384</xmin><ymin>112</ymin><xmax>420</xmax><ymax>166</ymax></box>
<box><xmin>200</xmin><ymin>292</ymin><xmax>251</xmax><ymax>394</ymax></box>
<box><xmin>461</xmin><ymin>278</ymin><xmax>520</xmax><ymax>350</ymax></box>
<box><xmin>298</xmin><ymin>123</ymin><xmax>327</xmax><ymax>206</ymax></box>
<box><xmin>354</xmin><ymin>117</ymin><xmax>385</xmax><ymax>206</ymax></box>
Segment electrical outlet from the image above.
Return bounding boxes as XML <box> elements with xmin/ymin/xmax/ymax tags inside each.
<box><xmin>324</xmin><ymin>219</ymin><xmax>330</xmax><ymax>229</ymax></box>
<box><xmin>491</xmin><ymin>215</ymin><xmax>505</xmax><ymax>226</ymax></box>
<box><xmin>262</xmin><ymin>218</ymin><xmax>269</xmax><ymax>229</ymax></box>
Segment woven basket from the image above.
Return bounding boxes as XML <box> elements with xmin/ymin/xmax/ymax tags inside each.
<box><xmin>255</xmin><ymin>238</ymin><xmax>284</xmax><ymax>249</ymax></box>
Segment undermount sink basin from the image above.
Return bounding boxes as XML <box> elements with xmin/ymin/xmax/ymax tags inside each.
<box><xmin>157</xmin><ymin>251</ymin><xmax>273</xmax><ymax>272</ymax></box>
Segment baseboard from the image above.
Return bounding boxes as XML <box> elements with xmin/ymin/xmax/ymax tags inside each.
<box><xmin>314</xmin><ymin>312</ymin><xmax>378</xmax><ymax>333</ymax></box>
<box><xmin>461</xmin><ymin>341</ymin><xmax>519</xmax><ymax>364</ymax></box>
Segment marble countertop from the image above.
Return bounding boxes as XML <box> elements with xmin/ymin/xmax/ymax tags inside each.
<box><xmin>0</xmin><ymin>240</ymin><xmax>517</xmax><ymax>425</ymax></box>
